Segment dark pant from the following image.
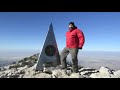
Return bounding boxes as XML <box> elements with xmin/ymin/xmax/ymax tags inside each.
<box><xmin>60</xmin><ymin>47</ymin><xmax>79</xmax><ymax>72</ymax></box>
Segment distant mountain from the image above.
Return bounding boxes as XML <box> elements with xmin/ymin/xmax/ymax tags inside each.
<box><xmin>0</xmin><ymin>53</ymin><xmax>120</xmax><ymax>78</ymax></box>
<box><xmin>0</xmin><ymin>60</ymin><xmax>14</xmax><ymax>67</ymax></box>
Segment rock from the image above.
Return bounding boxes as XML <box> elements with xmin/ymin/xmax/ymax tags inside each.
<box><xmin>17</xmin><ymin>65</ymin><xmax>28</xmax><ymax>70</ymax></box>
<box><xmin>0</xmin><ymin>67</ymin><xmax>6</xmax><ymax>71</ymax></box>
<box><xmin>68</xmin><ymin>73</ymin><xmax>80</xmax><ymax>78</ymax></box>
<box><xmin>7</xmin><ymin>72</ymin><xmax>12</xmax><ymax>77</ymax></box>
<box><xmin>34</xmin><ymin>73</ymin><xmax>52</xmax><ymax>78</ymax></box>
<box><xmin>111</xmin><ymin>70</ymin><xmax>120</xmax><ymax>78</ymax></box>
<box><xmin>29</xmin><ymin>56</ymin><xmax>37</xmax><ymax>61</ymax></box>
<box><xmin>34</xmin><ymin>70</ymin><xmax>42</xmax><ymax>75</ymax></box>
<box><xmin>90</xmin><ymin>66</ymin><xmax>113</xmax><ymax>78</ymax></box>
<box><xmin>21</xmin><ymin>61</ymin><xmax>29</xmax><ymax>66</ymax></box>
<box><xmin>90</xmin><ymin>73</ymin><xmax>111</xmax><ymax>78</ymax></box>
<box><xmin>18</xmin><ymin>74</ymin><xmax>24</xmax><ymax>78</ymax></box>
<box><xmin>99</xmin><ymin>66</ymin><xmax>113</xmax><ymax>74</ymax></box>
<box><xmin>9</xmin><ymin>74</ymin><xmax>20</xmax><ymax>78</ymax></box>
<box><xmin>89</xmin><ymin>73</ymin><xmax>100</xmax><ymax>78</ymax></box>
<box><xmin>22</xmin><ymin>67</ymin><xmax>36</xmax><ymax>78</ymax></box>
<box><xmin>35</xmin><ymin>70</ymin><xmax>41</xmax><ymax>73</ymax></box>
<box><xmin>9</xmin><ymin>64</ymin><xmax>21</xmax><ymax>69</ymax></box>
<box><xmin>22</xmin><ymin>71</ymin><xmax>34</xmax><ymax>78</ymax></box>
<box><xmin>66</xmin><ymin>69</ymin><xmax>72</xmax><ymax>76</ymax></box>
<box><xmin>79</xmin><ymin>67</ymin><xmax>98</xmax><ymax>77</ymax></box>
<box><xmin>0</xmin><ymin>73</ymin><xmax>8</xmax><ymax>78</ymax></box>
<box><xmin>0</xmin><ymin>68</ymin><xmax>19</xmax><ymax>78</ymax></box>
<box><xmin>17</xmin><ymin>67</ymin><xmax>26</xmax><ymax>74</ymax></box>
<box><xmin>18</xmin><ymin>62</ymin><xmax>24</xmax><ymax>67</ymax></box>
<box><xmin>52</xmin><ymin>69</ymin><xmax>69</xmax><ymax>78</ymax></box>
<box><xmin>32</xmin><ymin>63</ymin><xmax>37</xmax><ymax>70</ymax></box>
<box><xmin>0</xmin><ymin>71</ymin><xmax>8</xmax><ymax>78</ymax></box>
<box><xmin>43</xmin><ymin>67</ymin><xmax>52</xmax><ymax>74</ymax></box>
<box><xmin>23</xmin><ymin>57</ymin><xmax>29</xmax><ymax>61</ymax></box>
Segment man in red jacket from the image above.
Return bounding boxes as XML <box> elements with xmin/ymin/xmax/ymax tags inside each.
<box><xmin>61</xmin><ymin>22</ymin><xmax>85</xmax><ymax>73</ymax></box>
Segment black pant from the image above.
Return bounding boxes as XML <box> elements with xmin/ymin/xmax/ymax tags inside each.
<box><xmin>60</xmin><ymin>47</ymin><xmax>79</xmax><ymax>72</ymax></box>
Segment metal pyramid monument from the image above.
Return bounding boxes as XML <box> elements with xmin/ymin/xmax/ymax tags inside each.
<box><xmin>36</xmin><ymin>23</ymin><xmax>60</xmax><ymax>70</ymax></box>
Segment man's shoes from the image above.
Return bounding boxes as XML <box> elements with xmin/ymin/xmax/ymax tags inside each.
<box><xmin>72</xmin><ymin>66</ymin><xmax>79</xmax><ymax>73</ymax></box>
<box><xmin>72</xmin><ymin>69</ymin><xmax>79</xmax><ymax>73</ymax></box>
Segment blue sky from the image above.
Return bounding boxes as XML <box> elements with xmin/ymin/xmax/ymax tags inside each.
<box><xmin>0</xmin><ymin>12</ymin><xmax>120</xmax><ymax>52</ymax></box>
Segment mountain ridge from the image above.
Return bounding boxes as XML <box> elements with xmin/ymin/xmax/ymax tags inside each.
<box><xmin>0</xmin><ymin>53</ymin><xmax>120</xmax><ymax>78</ymax></box>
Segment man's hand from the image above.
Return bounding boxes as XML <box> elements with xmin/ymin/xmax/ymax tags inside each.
<box><xmin>79</xmin><ymin>47</ymin><xmax>82</xmax><ymax>50</ymax></box>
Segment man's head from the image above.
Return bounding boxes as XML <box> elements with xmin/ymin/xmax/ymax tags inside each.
<box><xmin>69</xmin><ymin>22</ymin><xmax>76</xmax><ymax>30</ymax></box>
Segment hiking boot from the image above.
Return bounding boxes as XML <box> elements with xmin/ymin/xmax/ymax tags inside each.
<box><xmin>72</xmin><ymin>65</ymin><xmax>78</xmax><ymax>73</ymax></box>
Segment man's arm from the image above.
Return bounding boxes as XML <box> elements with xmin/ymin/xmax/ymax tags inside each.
<box><xmin>76</xmin><ymin>30</ymin><xmax>85</xmax><ymax>49</ymax></box>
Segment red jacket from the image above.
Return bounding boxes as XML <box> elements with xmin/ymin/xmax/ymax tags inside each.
<box><xmin>66</xmin><ymin>28</ymin><xmax>85</xmax><ymax>48</ymax></box>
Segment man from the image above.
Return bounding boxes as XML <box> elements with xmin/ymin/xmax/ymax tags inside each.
<box><xmin>61</xmin><ymin>22</ymin><xmax>85</xmax><ymax>73</ymax></box>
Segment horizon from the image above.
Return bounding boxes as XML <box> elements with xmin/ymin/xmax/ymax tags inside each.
<box><xmin>0</xmin><ymin>50</ymin><xmax>120</xmax><ymax>61</ymax></box>
<box><xmin>0</xmin><ymin>50</ymin><xmax>120</xmax><ymax>70</ymax></box>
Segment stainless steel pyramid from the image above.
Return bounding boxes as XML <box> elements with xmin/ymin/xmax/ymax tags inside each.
<box><xmin>36</xmin><ymin>23</ymin><xmax>60</xmax><ymax>70</ymax></box>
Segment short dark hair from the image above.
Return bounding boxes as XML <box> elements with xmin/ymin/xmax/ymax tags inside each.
<box><xmin>69</xmin><ymin>22</ymin><xmax>75</xmax><ymax>26</ymax></box>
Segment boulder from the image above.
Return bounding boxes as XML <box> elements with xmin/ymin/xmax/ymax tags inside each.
<box><xmin>52</xmin><ymin>69</ymin><xmax>69</xmax><ymax>78</ymax></box>
<box><xmin>34</xmin><ymin>73</ymin><xmax>52</xmax><ymax>78</ymax></box>
<box><xmin>111</xmin><ymin>70</ymin><xmax>120</xmax><ymax>78</ymax></box>
<box><xmin>90</xmin><ymin>66</ymin><xmax>113</xmax><ymax>78</ymax></box>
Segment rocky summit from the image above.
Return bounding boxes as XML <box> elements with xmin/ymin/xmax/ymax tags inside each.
<box><xmin>0</xmin><ymin>53</ymin><xmax>120</xmax><ymax>78</ymax></box>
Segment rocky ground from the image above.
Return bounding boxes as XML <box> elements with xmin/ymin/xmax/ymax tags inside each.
<box><xmin>0</xmin><ymin>53</ymin><xmax>120</xmax><ymax>78</ymax></box>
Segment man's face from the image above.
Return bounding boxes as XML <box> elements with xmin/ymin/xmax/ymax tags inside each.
<box><xmin>69</xmin><ymin>24</ymin><xmax>74</xmax><ymax>30</ymax></box>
